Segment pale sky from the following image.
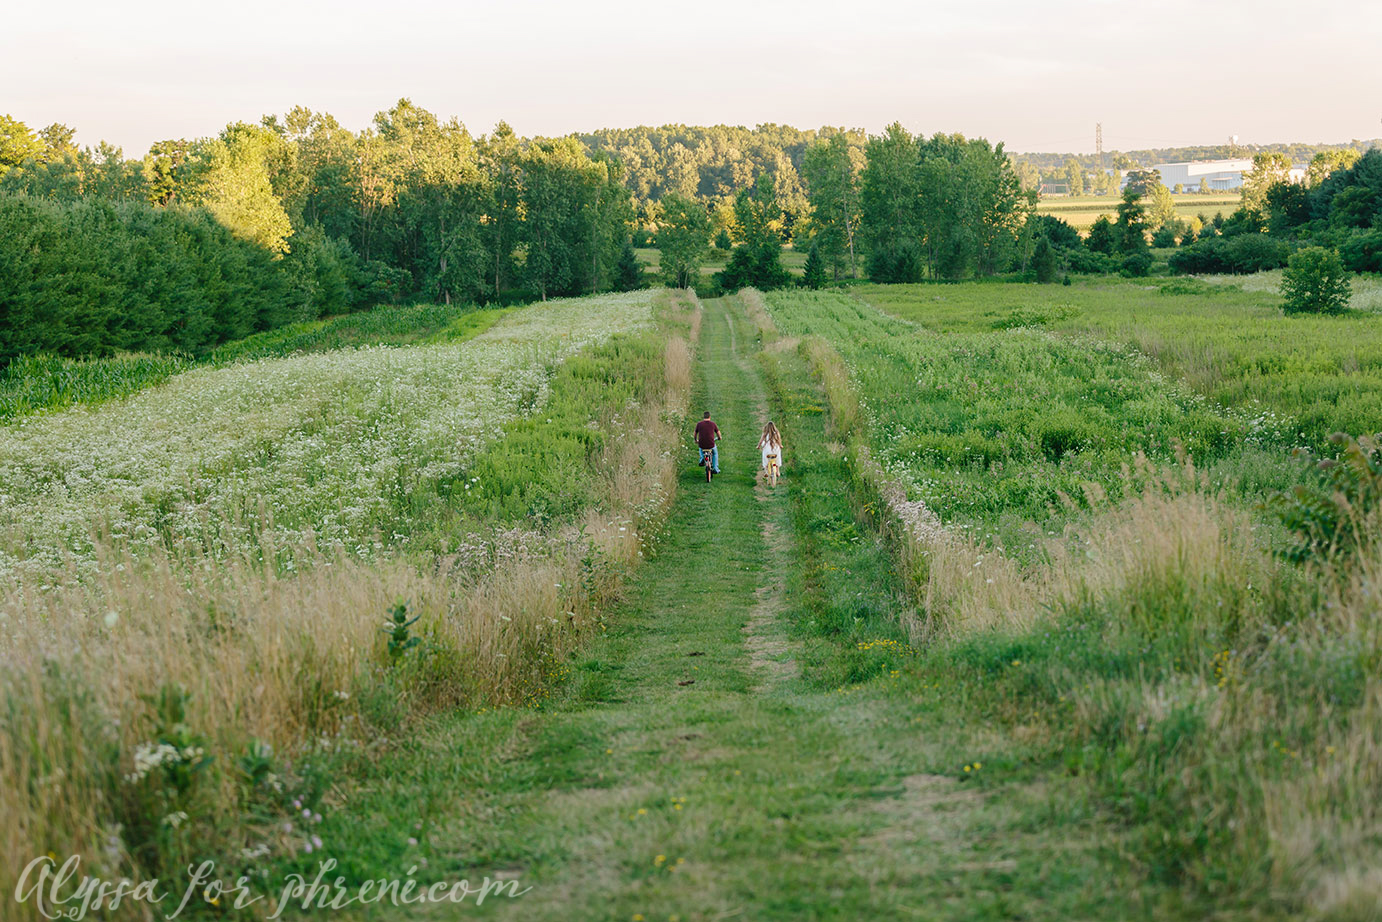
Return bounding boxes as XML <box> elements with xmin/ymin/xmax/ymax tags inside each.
<box><xmin>4</xmin><ymin>0</ymin><xmax>1379</xmax><ymax>157</ymax></box>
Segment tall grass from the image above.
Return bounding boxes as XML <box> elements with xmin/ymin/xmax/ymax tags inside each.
<box><xmin>0</xmin><ymin>290</ymin><xmax>699</xmax><ymax>909</ymax></box>
<box><xmin>859</xmin><ymin>278</ymin><xmax>1382</xmax><ymax>451</ymax></box>
<box><xmin>772</xmin><ymin>285</ymin><xmax>1382</xmax><ymax>916</ymax></box>
<box><xmin>0</xmin><ymin>353</ymin><xmax>189</xmax><ymax>421</ymax></box>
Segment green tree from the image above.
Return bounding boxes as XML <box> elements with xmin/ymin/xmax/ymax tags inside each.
<box><xmin>1063</xmin><ymin>158</ymin><xmax>1084</xmax><ymax>196</ymax></box>
<box><xmin>1281</xmin><ymin>247</ymin><xmax>1351</xmax><ymax>315</ymax></box>
<box><xmin>0</xmin><ymin>115</ymin><xmax>43</xmax><ymax>176</ymax></box>
<box><xmin>1123</xmin><ymin>168</ymin><xmax>1162</xmax><ymax>198</ymax></box>
<box><xmin>657</xmin><ymin>193</ymin><xmax>710</xmax><ymax>289</ymax></box>
<box><xmin>1115</xmin><ymin>187</ymin><xmax>1148</xmax><ymax>254</ymax></box>
<box><xmin>801</xmin><ymin>243</ymin><xmax>827</xmax><ymax>289</ymax></box>
<box><xmin>1033</xmin><ymin>236</ymin><xmax>1058</xmax><ymax>283</ymax></box>
<box><xmin>1242</xmin><ymin>152</ymin><xmax>1292</xmax><ymax>215</ymax></box>
<box><xmin>716</xmin><ymin>175</ymin><xmax>790</xmax><ymax>291</ymax></box>
<box><xmin>1012</xmin><ymin>159</ymin><xmax>1040</xmax><ymax>193</ymax></box>
<box><xmin>182</xmin><ymin>123</ymin><xmax>295</xmax><ymax>252</ymax></box>
<box><xmin>38</xmin><ymin>123</ymin><xmax>78</xmax><ymax>159</ymax></box>
<box><xmin>1146</xmin><ymin>182</ymin><xmax>1176</xmax><ymax>230</ymax></box>
<box><xmin>859</xmin><ymin>123</ymin><xmax>924</xmax><ymax>282</ymax></box>
<box><xmin>1086</xmin><ymin>215</ymin><xmax>1116</xmax><ymax>254</ymax></box>
<box><xmin>1308</xmin><ymin>149</ymin><xmax>1362</xmax><ymax>187</ymax></box>
<box><xmin>613</xmin><ymin>241</ymin><xmax>644</xmax><ymax>290</ymax></box>
<box><xmin>142</xmin><ymin>139</ymin><xmax>191</xmax><ymax>206</ymax></box>
<box><xmin>801</xmin><ymin>131</ymin><xmax>864</xmax><ymax>278</ymax></box>
<box><xmin>282</xmin><ymin>107</ymin><xmax>359</xmax><ymax>241</ymax></box>
<box><xmin>520</xmin><ymin>137</ymin><xmax>588</xmax><ymax>300</ymax></box>
<box><xmin>714</xmin><ymin>227</ymin><xmax>732</xmax><ymax>250</ymax></box>
<box><xmin>480</xmin><ymin>121</ymin><xmax>524</xmax><ymax>297</ymax></box>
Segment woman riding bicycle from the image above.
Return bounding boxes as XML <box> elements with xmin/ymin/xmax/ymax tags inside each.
<box><xmin>758</xmin><ymin>421</ymin><xmax>784</xmax><ymax>487</ymax></box>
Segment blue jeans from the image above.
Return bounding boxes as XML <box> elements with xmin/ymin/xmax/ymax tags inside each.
<box><xmin>698</xmin><ymin>445</ymin><xmax>719</xmax><ymax>473</ymax></box>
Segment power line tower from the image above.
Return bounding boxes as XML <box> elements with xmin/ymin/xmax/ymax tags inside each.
<box><xmin>1095</xmin><ymin>123</ymin><xmax>1104</xmax><ymax>170</ymax></box>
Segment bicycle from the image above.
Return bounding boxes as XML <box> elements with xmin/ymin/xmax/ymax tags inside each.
<box><xmin>700</xmin><ymin>446</ymin><xmax>715</xmax><ymax>482</ymax></box>
<box><xmin>764</xmin><ymin>451</ymin><xmax>780</xmax><ymax>488</ymax></box>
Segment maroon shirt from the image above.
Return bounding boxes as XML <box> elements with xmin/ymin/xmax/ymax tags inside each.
<box><xmin>694</xmin><ymin>419</ymin><xmax>720</xmax><ymax>449</ymax></box>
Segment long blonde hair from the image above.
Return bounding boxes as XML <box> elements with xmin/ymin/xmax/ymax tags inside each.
<box><xmin>758</xmin><ymin>421</ymin><xmax>782</xmax><ymax>450</ymax></box>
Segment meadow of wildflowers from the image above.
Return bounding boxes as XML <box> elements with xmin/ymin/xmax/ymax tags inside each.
<box><xmin>0</xmin><ymin>289</ymin><xmax>699</xmax><ymax>903</ymax></box>
<box><xmin>0</xmin><ymin>291</ymin><xmax>652</xmax><ymax>588</ymax></box>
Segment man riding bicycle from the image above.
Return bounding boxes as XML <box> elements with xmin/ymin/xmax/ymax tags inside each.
<box><xmin>694</xmin><ymin>411</ymin><xmax>721</xmax><ymax>475</ymax></box>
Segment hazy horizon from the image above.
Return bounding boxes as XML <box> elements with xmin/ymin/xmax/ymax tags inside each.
<box><xmin>5</xmin><ymin>0</ymin><xmax>1379</xmax><ymax>159</ymax></box>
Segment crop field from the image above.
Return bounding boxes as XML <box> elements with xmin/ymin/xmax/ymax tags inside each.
<box><xmin>1037</xmin><ymin>192</ymin><xmax>1242</xmax><ymax>230</ymax></box>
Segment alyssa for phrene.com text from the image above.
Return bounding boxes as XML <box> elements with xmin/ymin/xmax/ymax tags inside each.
<box><xmin>15</xmin><ymin>855</ymin><xmax>530</xmax><ymax>919</ymax></box>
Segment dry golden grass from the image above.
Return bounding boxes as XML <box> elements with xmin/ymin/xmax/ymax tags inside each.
<box><xmin>737</xmin><ymin>289</ymin><xmax>780</xmax><ymax>345</ymax></box>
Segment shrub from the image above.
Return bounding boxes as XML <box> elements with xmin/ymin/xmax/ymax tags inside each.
<box><xmin>1150</xmin><ymin>225</ymin><xmax>1178</xmax><ymax>248</ymax></box>
<box><xmin>1269</xmin><ymin>432</ymin><xmax>1381</xmax><ymax>561</ymax></box>
<box><xmin>1168</xmin><ymin>234</ymin><xmax>1290</xmax><ymax>275</ymax></box>
<box><xmin>1031</xmin><ymin>214</ymin><xmax>1082</xmax><ymax>250</ymax></box>
<box><xmin>1086</xmin><ymin>216</ymin><xmax>1116</xmax><ymax>255</ymax></box>
<box><xmin>1065</xmin><ymin>248</ymin><xmax>1117</xmax><ymax>275</ymax></box>
<box><xmin>1339</xmin><ymin>231</ymin><xmax>1382</xmax><ymax>273</ymax></box>
<box><xmin>1119</xmin><ymin>252</ymin><xmax>1153</xmax><ymax>277</ymax></box>
<box><xmin>1225</xmin><ymin>234</ymin><xmax>1290</xmax><ymax>273</ymax></box>
<box><xmin>1281</xmin><ymin>246</ymin><xmax>1351</xmax><ymax>315</ymax></box>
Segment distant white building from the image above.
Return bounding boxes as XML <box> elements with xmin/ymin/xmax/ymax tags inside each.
<box><xmin>1134</xmin><ymin>159</ymin><xmax>1255</xmax><ymax>192</ymax></box>
<box><xmin>1120</xmin><ymin>158</ymin><xmax>1310</xmax><ymax>192</ymax></box>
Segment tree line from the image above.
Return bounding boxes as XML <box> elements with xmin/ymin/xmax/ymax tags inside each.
<box><xmin>0</xmin><ymin>104</ymin><xmax>642</xmax><ymax>360</ymax></box>
<box><xmin>16</xmin><ymin>101</ymin><xmax>1373</xmax><ymax>362</ymax></box>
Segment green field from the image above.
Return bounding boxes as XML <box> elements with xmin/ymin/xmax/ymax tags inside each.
<box><xmin>858</xmin><ymin>276</ymin><xmax>1382</xmax><ymax>449</ymax></box>
<box><xmin>760</xmin><ymin>283</ymin><xmax>1382</xmax><ymax>917</ymax></box>
<box><xmin>635</xmin><ymin>244</ymin><xmax>810</xmax><ymax>278</ymax></box>
<box><xmin>4</xmin><ymin>280</ymin><xmax>1381</xmax><ymax>920</ymax></box>
<box><xmin>1038</xmin><ymin>192</ymin><xmax>1243</xmax><ymax>230</ymax></box>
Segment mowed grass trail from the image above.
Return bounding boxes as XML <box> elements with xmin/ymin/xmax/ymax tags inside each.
<box><xmin>324</xmin><ymin>295</ymin><xmax>1201</xmax><ymax>922</ymax></box>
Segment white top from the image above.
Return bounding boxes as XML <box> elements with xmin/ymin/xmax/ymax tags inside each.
<box><xmin>760</xmin><ymin>439</ymin><xmax>783</xmax><ymax>469</ymax></box>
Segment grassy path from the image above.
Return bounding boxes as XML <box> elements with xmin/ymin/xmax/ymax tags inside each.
<box><xmin>338</xmin><ymin>295</ymin><xmax>1184</xmax><ymax>921</ymax></box>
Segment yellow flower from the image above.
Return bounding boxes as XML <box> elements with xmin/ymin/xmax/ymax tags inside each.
<box><xmin>634</xmin><ymin>915</ymin><xmax>645</xmax><ymax>921</ymax></box>
<box><xmin>974</xmin><ymin>762</ymin><xmax>982</xmax><ymax>769</ymax></box>
<box><xmin>964</xmin><ymin>765</ymin><xmax>971</xmax><ymax>772</ymax></box>
<box><xmin>637</xmin><ymin>808</ymin><xmax>647</xmax><ymax>816</ymax></box>
<box><xmin>654</xmin><ymin>854</ymin><xmax>665</xmax><ymax>865</ymax></box>
<box><xmin>606</xmin><ymin>748</ymin><xmax>613</xmax><ymax>754</ymax></box>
